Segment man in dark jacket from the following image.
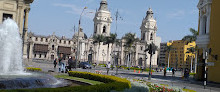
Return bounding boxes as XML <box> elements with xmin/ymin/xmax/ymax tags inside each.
<box><xmin>68</xmin><ymin>57</ymin><xmax>74</xmax><ymax>71</ymax></box>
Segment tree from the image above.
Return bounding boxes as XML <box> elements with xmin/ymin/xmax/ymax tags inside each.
<box><xmin>123</xmin><ymin>33</ymin><xmax>138</xmax><ymax>68</ymax></box>
<box><xmin>182</xmin><ymin>28</ymin><xmax>199</xmax><ymax>73</ymax></box>
<box><xmin>144</xmin><ymin>42</ymin><xmax>158</xmax><ymax>80</ymax></box>
<box><xmin>187</xmin><ymin>47</ymin><xmax>197</xmax><ymax>73</ymax></box>
<box><xmin>182</xmin><ymin>28</ymin><xmax>199</xmax><ymax>43</ymax></box>
<box><xmin>103</xmin><ymin>33</ymin><xmax>117</xmax><ymax>64</ymax></box>
<box><xmin>165</xmin><ymin>45</ymin><xmax>173</xmax><ymax>68</ymax></box>
<box><xmin>93</xmin><ymin>34</ymin><xmax>105</xmax><ymax>64</ymax></box>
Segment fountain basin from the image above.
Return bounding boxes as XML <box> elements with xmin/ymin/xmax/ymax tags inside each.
<box><xmin>0</xmin><ymin>72</ymin><xmax>71</xmax><ymax>89</ymax></box>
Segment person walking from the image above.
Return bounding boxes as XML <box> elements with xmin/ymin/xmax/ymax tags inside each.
<box><xmin>164</xmin><ymin>67</ymin><xmax>167</xmax><ymax>77</ymax></box>
<box><xmin>68</xmin><ymin>57</ymin><xmax>74</xmax><ymax>71</ymax></box>
<box><xmin>172</xmin><ymin>68</ymin><xmax>175</xmax><ymax>77</ymax></box>
<box><xmin>106</xmin><ymin>62</ymin><xmax>111</xmax><ymax>75</ymax></box>
<box><xmin>141</xmin><ymin>66</ymin><xmax>144</xmax><ymax>73</ymax></box>
<box><xmin>53</xmin><ymin>58</ymin><xmax>57</xmax><ymax>69</ymax></box>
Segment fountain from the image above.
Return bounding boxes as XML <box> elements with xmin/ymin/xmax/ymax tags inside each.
<box><xmin>0</xmin><ymin>19</ymin><xmax>70</xmax><ymax>89</ymax></box>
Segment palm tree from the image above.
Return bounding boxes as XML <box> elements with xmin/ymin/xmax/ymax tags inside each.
<box><xmin>123</xmin><ymin>33</ymin><xmax>138</xmax><ymax>68</ymax></box>
<box><xmin>187</xmin><ymin>47</ymin><xmax>197</xmax><ymax>73</ymax></box>
<box><xmin>103</xmin><ymin>33</ymin><xmax>117</xmax><ymax>64</ymax></box>
<box><xmin>93</xmin><ymin>34</ymin><xmax>105</xmax><ymax>64</ymax></box>
<box><xmin>165</xmin><ymin>45</ymin><xmax>172</xmax><ymax>68</ymax></box>
<box><xmin>182</xmin><ymin>28</ymin><xmax>199</xmax><ymax>73</ymax></box>
<box><xmin>182</xmin><ymin>28</ymin><xmax>199</xmax><ymax>43</ymax></box>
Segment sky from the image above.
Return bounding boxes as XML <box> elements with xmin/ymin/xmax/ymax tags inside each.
<box><xmin>28</xmin><ymin>0</ymin><xmax>199</xmax><ymax>42</ymax></box>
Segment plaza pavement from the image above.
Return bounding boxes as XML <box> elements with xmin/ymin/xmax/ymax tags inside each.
<box><xmin>24</xmin><ymin>61</ymin><xmax>220</xmax><ymax>92</ymax></box>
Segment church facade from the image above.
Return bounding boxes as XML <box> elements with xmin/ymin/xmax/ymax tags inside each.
<box><xmin>116</xmin><ymin>8</ymin><xmax>161</xmax><ymax>67</ymax></box>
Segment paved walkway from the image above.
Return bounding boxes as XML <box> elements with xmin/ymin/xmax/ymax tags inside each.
<box><xmin>24</xmin><ymin>61</ymin><xmax>220</xmax><ymax>92</ymax></box>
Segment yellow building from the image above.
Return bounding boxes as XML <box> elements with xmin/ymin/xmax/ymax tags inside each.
<box><xmin>196</xmin><ymin>0</ymin><xmax>220</xmax><ymax>83</ymax></box>
<box><xmin>165</xmin><ymin>40</ymin><xmax>196</xmax><ymax>70</ymax></box>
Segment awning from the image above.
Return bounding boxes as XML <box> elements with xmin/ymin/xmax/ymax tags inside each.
<box><xmin>34</xmin><ymin>44</ymin><xmax>48</xmax><ymax>53</ymax></box>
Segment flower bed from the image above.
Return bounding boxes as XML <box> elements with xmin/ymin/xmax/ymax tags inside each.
<box><xmin>132</xmin><ymin>79</ymin><xmax>184</xmax><ymax>92</ymax></box>
<box><xmin>26</xmin><ymin>67</ymin><xmax>42</xmax><ymax>72</ymax></box>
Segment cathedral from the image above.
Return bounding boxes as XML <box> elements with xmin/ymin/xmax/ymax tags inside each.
<box><xmin>117</xmin><ymin>8</ymin><xmax>161</xmax><ymax>67</ymax></box>
<box><xmin>25</xmin><ymin>0</ymin><xmax>161</xmax><ymax>67</ymax></box>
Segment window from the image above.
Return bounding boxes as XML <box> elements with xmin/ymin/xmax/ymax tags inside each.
<box><xmin>60</xmin><ymin>40</ymin><xmax>62</xmax><ymax>43</ymax></box>
<box><xmin>52</xmin><ymin>45</ymin><xmax>55</xmax><ymax>50</ymax></box>
<box><xmin>64</xmin><ymin>41</ymin><xmax>66</xmax><ymax>44</ymax></box>
<box><xmin>45</xmin><ymin>54</ymin><xmax>47</xmax><ymax>58</ymax></box>
<box><xmin>103</xmin><ymin>26</ymin><xmax>106</xmax><ymax>33</ymax></box>
<box><xmin>142</xmin><ymin>33</ymin><xmax>145</xmax><ymax>40</ymax></box>
<box><xmin>2</xmin><ymin>13</ymin><xmax>13</xmax><ymax>22</ymax></box>
<box><xmin>46</xmin><ymin>38</ymin><xmax>48</xmax><ymax>42</ymax></box>
<box><xmin>69</xmin><ymin>41</ymin><xmax>71</xmax><ymax>44</ymax></box>
<box><xmin>95</xmin><ymin>25</ymin><xmax>97</xmax><ymax>33</ymax></box>
<box><xmin>39</xmin><ymin>54</ymin><xmax>41</xmax><ymax>58</ymax></box>
<box><xmin>35</xmin><ymin>37</ymin><xmax>38</xmax><ymax>41</ymax></box>
<box><xmin>150</xmin><ymin>33</ymin><xmax>153</xmax><ymax>40</ymax></box>
<box><xmin>34</xmin><ymin>54</ymin><xmax>36</xmax><ymax>58</ymax></box>
<box><xmin>202</xmin><ymin>16</ymin><xmax>207</xmax><ymax>34</ymax></box>
<box><xmin>41</xmin><ymin>38</ymin><xmax>43</xmax><ymax>41</ymax></box>
<box><xmin>140</xmin><ymin>46</ymin><xmax>143</xmax><ymax>50</ymax></box>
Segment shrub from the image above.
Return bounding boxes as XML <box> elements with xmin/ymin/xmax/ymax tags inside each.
<box><xmin>189</xmin><ymin>73</ymin><xmax>196</xmax><ymax>76</ymax></box>
<box><xmin>68</xmin><ymin>71</ymin><xmax>131</xmax><ymax>91</ymax></box>
<box><xmin>26</xmin><ymin>67</ymin><xmax>42</xmax><ymax>72</ymax></box>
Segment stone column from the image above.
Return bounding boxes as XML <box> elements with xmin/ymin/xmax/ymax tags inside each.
<box><xmin>23</xmin><ymin>7</ymin><xmax>30</xmax><ymax>59</ymax></box>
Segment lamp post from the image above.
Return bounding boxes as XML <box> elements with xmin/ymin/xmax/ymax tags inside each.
<box><xmin>76</xmin><ymin>7</ymin><xmax>87</xmax><ymax>69</ymax></box>
<box><xmin>145</xmin><ymin>42</ymin><xmax>157</xmax><ymax>80</ymax></box>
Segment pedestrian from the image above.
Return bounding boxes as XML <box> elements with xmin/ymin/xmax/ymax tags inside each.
<box><xmin>58</xmin><ymin>58</ymin><xmax>62</xmax><ymax>72</ymax></box>
<box><xmin>53</xmin><ymin>58</ymin><xmax>57</xmax><ymax>69</ymax></box>
<box><xmin>106</xmin><ymin>62</ymin><xmax>111</xmax><ymax>75</ymax></box>
<box><xmin>141</xmin><ymin>66</ymin><xmax>144</xmax><ymax>73</ymax></box>
<box><xmin>68</xmin><ymin>57</ymin><xmax>74</xmax><ymax>71</ymax></box>
<box><xmin>172</xmin><ymin>68</ymin><xmax>175</xmax><ymax>77</ymax></box>
<box><xmin>164</xmin><ymin>67</ymin><xmax>167</xmax><ymax>77</ymax></box>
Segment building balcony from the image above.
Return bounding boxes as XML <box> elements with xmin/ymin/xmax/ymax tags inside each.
<box><xmin>196</xmin><ymin>34</ymin><xmax>210</xmax><ymax>48</ymax></box>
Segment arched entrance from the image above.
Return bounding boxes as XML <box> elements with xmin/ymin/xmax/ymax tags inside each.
<box><xmin>139</xmin><ymin>58</ymin><xmax>143</xmax><ymax>66</ymax></box>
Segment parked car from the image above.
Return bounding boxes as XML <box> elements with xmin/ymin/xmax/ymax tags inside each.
<box><xmin>79</xmin><ymin>62</ymin><xmax>92</xmax><ymax>69</ymax></box>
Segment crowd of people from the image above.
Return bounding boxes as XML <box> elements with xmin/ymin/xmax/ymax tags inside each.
<box><xmin>53</xmin><ymin>56</ymin><xmax>77</xmax><ymax>73</ymax></box>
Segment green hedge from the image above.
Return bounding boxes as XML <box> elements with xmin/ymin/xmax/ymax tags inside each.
<box><xmin>26</xmin><ymin>67</ymin><xmax>42</xmax><ymax>72</ymax></box>
<box><xmin>68</xmin><ymin>71</ymin><xmax>131</xmax><ymax>90</ymax></box>
<box><xmin>3</xmin><ymin>71</ymin><xmax>131</xmax><ymax>92</ymax></box>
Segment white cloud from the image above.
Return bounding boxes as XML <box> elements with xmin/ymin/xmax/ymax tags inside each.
<box><xmin>53</xmin><ymin>3</ymin><xmax>95</xmax><ymax>20</ymax></box>
<box><xmin>167</xmin><ymin>10</ymin><xmax>185</xmax><ymax>19</ymax></box>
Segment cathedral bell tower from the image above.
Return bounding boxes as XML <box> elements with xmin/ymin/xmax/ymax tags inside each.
<box><xmin>140</xmin><ymin>8</ymin><xmax>157</xmax><ymax>43</ymax></box>
<box><xmin>93</xmin><ymin>0</ymin><xmax>112</xmax><ymax>36</ymax></box>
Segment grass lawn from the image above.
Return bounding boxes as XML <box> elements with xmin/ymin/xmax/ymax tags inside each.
<box><xmin>54</xmin><ymin>75</ymin><xmax>104</xmax><ymax>85</ymax></box>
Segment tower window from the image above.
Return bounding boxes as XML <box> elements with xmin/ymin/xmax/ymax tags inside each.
<box><xmin>52</xmin><ymin>45</ymin><xmax>55</xmax><ymax>50</ymax></box>
<box><xmin>103</xmin><ymin>26</ymin><xmax>106</xmax><ymax>33</ymax></box>
<box><xmin>95</xmin><ymin>25</ymin><xmax>97</xmax><ymax>34</ymax></box>
<box><xmin>150</xmin><ymin>33</ymin><xmax>153</xmax><ymax>40</ymax></box>
<box><xmin>202</xmin><ymin>16</ymin><xmax>207</xmax><ymax>34</ymax></box>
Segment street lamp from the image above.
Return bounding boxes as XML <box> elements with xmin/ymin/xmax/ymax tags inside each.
<box><xmin>76</xmin><ymin>7</ymin><xmax>87</xmax><ymax>69</ymax></box>
<box><xmin>145</xmin><ymin>42</ymin><xmax>157</xmax><ymax>80</ymax></box>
